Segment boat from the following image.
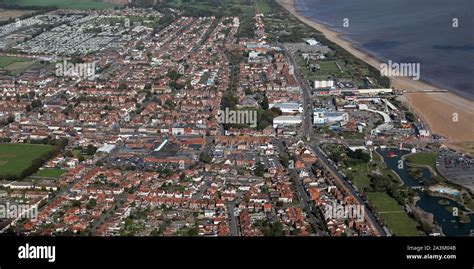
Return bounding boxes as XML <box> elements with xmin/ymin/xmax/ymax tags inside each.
<box><xmin>387</xmin><ymin>151</ymin><xmax>398</xmax><ymax>158</ymax></box>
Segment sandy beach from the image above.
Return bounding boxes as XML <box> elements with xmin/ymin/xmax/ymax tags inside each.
<box><xmin>278</xmin><ymin>0</ymin><xmax>474</xmax><ymax>148</ymax></box>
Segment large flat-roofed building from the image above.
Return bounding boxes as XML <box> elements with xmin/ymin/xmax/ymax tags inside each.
<box><xmin>313</xmin><ymin>109</ymin><xmax>349</xmax><ymax>125</ymax></box>
<box><xmin>273</xmin><ymin>115</ymin><xmax>302</xmax><ymax>128</ymax></box>
<box><xmin>269</xmin><ymin>102</ymin><xmax>303</xmax><ymax>114</ymax></box>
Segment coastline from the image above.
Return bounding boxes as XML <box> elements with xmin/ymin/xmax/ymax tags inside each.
<box><xmin>278</xmin><ymin>0</ymin><xmax>474</xmax><ymax>147</ymax></box>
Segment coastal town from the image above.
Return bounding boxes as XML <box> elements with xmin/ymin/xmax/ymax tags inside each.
<box><xmin>0</xmin><ymin>0</ymin><xmax>472</xmax><ymax>239</ymax></box>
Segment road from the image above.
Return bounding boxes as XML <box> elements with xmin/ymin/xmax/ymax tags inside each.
<box><xmin>280</xmin><ymin>43</ymin><xmax>386</xmax><ymax>235</ymax></box>
<box><xmin>309</xmin><ymin>143</ymin><xmax>387</xmax><ymax>236</ymax></box>
<box><xmin>281</xmin><ymin>43</ymin><xmax>313</xmax><ymax>139</ymax></box>
<box><xmin>273</xmin><ymin>139</ymin><xmax>326</xmax><ymax>235</ymax></box>
<box><xmin>226</xmin><ymin>200</ymin><xmax>239</xmax><ymax>236</ymax></box>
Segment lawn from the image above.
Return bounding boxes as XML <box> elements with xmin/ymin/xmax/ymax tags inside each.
<box><xmin>0</xmin><ymin>144</ymin><xmax>55</xmax><ymax>178</ymax></box>
<box><xmin>34</xmin><ymin>168</ymin><xmax>65</xmax><ymax>179</ymax></box>
<box><xmin>5</xmin><ymin>0</ymin><xmax>118</xmax><ymax>9</ymax></box>
<box><xmin>366</xmin><ymin>192</ymin><xmax>419</xmax><ymax>236</ymax></box>
<box><xmin>348</xmin><ymin>163</ymin><xmax>371</xmax><ymax>190</ymax></box>
<box><xmin>255</xmin><ymin>0</ymin><xmax>272</xmax><ymax>14</ymax></box>
<box><xmin>0</xmin><ymin>56</ymin><xmax>30</xmax><ymax>68</ymax></box>
<box><xmin>319</xmin><ymin>61</ymin><xmax>341</xmax><ymax>73</ymax></box>
<box><xmin>405</xmin><ymin>152</ymin><xmax>438</xmax><ymax>170</ymax></box>
<box><xmin>0</xmin><ymin>56</ymin><xmax>34</xmax><ymax>75</ymax></box>
<box><xmin>4</xmin><ymin>61</ymin><xmax>35</xmax><ymax>75</ymax></box>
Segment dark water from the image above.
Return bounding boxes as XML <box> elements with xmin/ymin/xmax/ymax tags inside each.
<box><xmin>377</xmin><ymin>148</ymin><xmax>474</xmax><ymax>236</ymax></box>
<box><xmin>295</xmin><ymin>0</ymin><xmax>474</xmax><ymax>100</ymax></box>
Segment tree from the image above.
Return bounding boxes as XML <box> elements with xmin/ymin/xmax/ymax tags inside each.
<box><xmin>86</xmin><ymin>199</ymin><xmax>97</xmax><ymax>210</ymax></box>
<box><xmin>254</xmin><ymin>162</ymin><xmax>265</xmax><ymax>177</ymax></box>
<box><xmin>86</xmin><ymin>144</ymin><xmax>97</xmax><ymax>156</ymax></box>
<box><xmin>261</xmin><ymin>94</ymin><xmax>269</xmax><ymax>110</ymax></box>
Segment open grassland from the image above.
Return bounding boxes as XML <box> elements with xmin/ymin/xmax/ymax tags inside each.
<box><xmin>405</xmin><ymin>152</ymin><xmax>438</xmax><ymax>170</ymax></box>
<box><xmin>0</xmin><ymin>144</ymin><xmax>55</xmax><ymax>177</ymax></box>
<box><xmin>0</xmin><ymin>9</ymin><xmax>34</xmax><ymax>21</ymax></box>
<box><xmin>0</xmin><ymin>56</ymin><xmax>34</xmax><ymax>75</ymax></box>
<box><xmin>5</xmin><ymin>0</ymin><xmax>118</xmax><ymax>9</ymax></box>
<box><xmin>366</xmin><ymin>192</ymin><xmax>419</xmax><ymax>236</ymax></box>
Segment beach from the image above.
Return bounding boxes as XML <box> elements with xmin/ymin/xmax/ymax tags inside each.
<box><xmin>278</xmin><ymin>0</ymin><xmax>474</xmax><ymax>149</ymax></box>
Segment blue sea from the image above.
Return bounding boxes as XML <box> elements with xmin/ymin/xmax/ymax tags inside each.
<box><xmin>295</xmin><ymin>0</ymin><xmax>474</xmax><ymax>100</ymax></box>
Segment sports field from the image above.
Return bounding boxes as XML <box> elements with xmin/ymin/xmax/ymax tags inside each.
<box><xmin>0</xmin><ymin>144</ymin><xmax>55</xmax><ymax>177</ymax></box>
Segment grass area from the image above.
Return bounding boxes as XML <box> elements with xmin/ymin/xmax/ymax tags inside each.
<box><xmin>319</xmin><ymin>61</ymin><xmax>340</xmax><ymax>73</ymax></box>
<box><xmin>348</xmin><ymin>163</ymin><xmax>371</xmax><ymax>190</ymax></box>
<box><xmin>4</xmin><ymin>61</ymin><xmax>35</xmax><ymax>75</ymax></box>
<box><xmin>34</xmin><ymin>168</ymin><xmax>65</xmax><ymax>179</ymax></box>
<box><xmin>366</xmin><ymin>192</ymin><xmax>418</xmax><ymax>236</ymax></box>
<box><xmin>0</xmin><ymin>56</ymin><xmax>30</xmax><ymax>68</ymax></box>
<box><xmin>0</xmin><ymin>56</ymin><xmax>34</xmax><ymax>75</ymax></box>
<box><xmin>0</xmin><ymin>9</ymin><xmax>34</xmax><ymax>22</ymax></box>
<box><xmin>405</xmin><ymin>152</ymin><xmax>437</xmax><ymax>170</ymax></box>
<box><xmin>168</xmin><ymin>0</ymin><xmax>256</xmax><ymax>17</ymax></box>
<box><xmin>72</xmin><ymin>149</ymin><xmax>82</xmax><ymax>157</ymax></box>
<box><xmin>5</xmin><ymin>0</ymin><xmax>118</xmax><ymax>9</ymax></box>
<box><xmin>0</xmin><ymin>144</ymin><xmax>55</xmax><ymax>177</ymax></box>
<box><xmin>255</xmin><ymin>0</ymin><xmax>271</xmax><ymax>14</ymax></box>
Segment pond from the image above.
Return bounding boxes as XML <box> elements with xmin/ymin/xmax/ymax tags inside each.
<box><xmin>377</xmin><ymin>148</ymin><xmax>474</xmax><ymax>236</ymax></box>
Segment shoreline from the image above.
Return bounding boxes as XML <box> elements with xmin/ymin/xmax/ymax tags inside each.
<box><xmin>278</xmin><ymin>0</ymin><xmax>474</xmax><ymax>147</ymax></box>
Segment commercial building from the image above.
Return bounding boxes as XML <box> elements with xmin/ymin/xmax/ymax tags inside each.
<box><xmin>273</xmin><ymin>115</ymin><xmax>302</xmax><ymax>128</ymax></box>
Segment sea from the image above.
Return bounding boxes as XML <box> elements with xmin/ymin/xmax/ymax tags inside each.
<box><xmin>295</xmin><ymin>0</ymin><xmax>474</xmax><ymax>100</ymax></box>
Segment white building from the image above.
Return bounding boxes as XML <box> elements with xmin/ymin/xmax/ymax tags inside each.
<box><xmin>313</xmin><ymin>109</ymin><xmax>349</xmax><ymax>125</ymax></box>
<box><xmin>273</xmin><ymin>115</ymin><xmax>302</xmax><ymax>128</ymax></box>
<box><xmin>269</xmin><ymin>102</ymin><xmax>303</xmax><ymax>114</ymax></box>
<box><xmin>313</xmin><ymin>80</ymin><xmax>334</xmax><ymax>89</ymax></box>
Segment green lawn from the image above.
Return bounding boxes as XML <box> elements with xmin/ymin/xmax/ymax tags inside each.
<box><xmin>255</xmin><ymin>0</ymin><xmax>271</xmax><ymax>14</ymax></box>
<box><xmin>405</xmin><ymin>152</ymin><xmax>438</xmax><ymax>170</ymax></box>
<box><xmin>0</xmin><ymin>144</ymin><xmax>55</xmax><ymax>177</ymax></box>
<box><xmin>0</xmin><ymin>56</ymin><xmax>30</xmax><ymax>68</ymax></box>
<box><xmin>5</xmin><ymin>0</ymin><xmax>118</xmax><ymax>9</ymax></box>
<box><xmin>319</xmin><ymin>61</ymin><xmax>341</xmax><ymax>73</ymax></box>
<box><xmin>0</xmin><ymin>56</ymin><xmax>34</xmax><ymax>75</ymax></box>
<box><xmin>4</xmin><ymin>61</ymin><xmax>35</xmax><ymax>75</ymax></box>
<box><xmin>34</xmin><ymin>168</ymin><xmax>65</xmax><ymax>179</ymax></box>
<box><xmin>349</xmin><ymin>163</ymin><xmax>371</xmax><ymax>190</ymax></box>
<box><xmin>366</xmin><ymin>192</ymin><xmax>418</xmax><ymax>236</ymax></box>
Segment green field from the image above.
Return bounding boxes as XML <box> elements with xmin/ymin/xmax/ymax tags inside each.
<box><xmin>5</xmin><ymin>0</ymin><xmax>118</xmax><ymax>9</ymax></box>
<box><xmin>168</xmin><ymin>0</ymin><xmax>256</xmax><ymax>16</ymax></box>
<box><xmin>0</xmin><ymin>56</ymin><xmax>30</xmax><ymax>67</ymax></box>
<box><xmin>319</xmin><ymin>61</ymin><xmax>341</xmax><ymax>73</ymax></box>
<box><xmin>0</xmin><ymin>56</ymin><xmax>34</xmax><ymax>75</ymax></box>
<box><xmin>405</xmin><ymin>152</ymin><xmax>438</xmax><ymax>170</ymax></box>
<box><xmin>0</xmin><ymin>144</ymin><xmax>55</xmax><ymax>177</ymax></box>
<box><xmin>255</xmin><ymin>0</ymin><xmax>271</xmax><ymax>14</ymax></box>
<box><xmin>348</xmin><ymin>163</ymin><xmax>371</xmax><ymax>190</ymax></box>
<box><xmin>34</xmin><ymin>168</ymin><xmax>65</xmax><ymax>178</ymax></box>
<box><xmin>366</xmin><ymin>192</ymin><xmax>419</xmax><ymax>236</ymax></box>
